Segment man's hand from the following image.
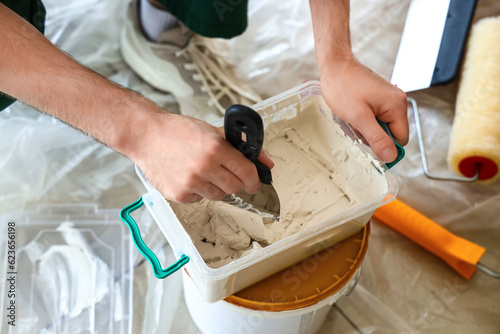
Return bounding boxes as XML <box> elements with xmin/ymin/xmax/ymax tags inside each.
<box><xmin>133</xmin><ymin>113</ymin><xmax>274</xmax><ymax>203</ymax></box>
<box><xmin>320</xmin><ymin>58</ymin><xmax>408</xmax><ymax>162</ymax></box>
<box><xmin>310</xmin><ymin>0</ymin><xmax>409</xmax><ymax>163</ymax></box>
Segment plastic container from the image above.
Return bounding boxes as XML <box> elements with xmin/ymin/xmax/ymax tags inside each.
<box><xmin>121</xmin><ymin>80</ymin><xmax>398</xmax><ymax>302</ymax></box>
<box><xmin>183</xmin><ymin>225</ymin><xmax>369</xmax><ymax>334</ymax></box>
<box><xmin>0</xmin><ymin>203</ymin><xmax>134</xmax><ymax>334</ymax></box>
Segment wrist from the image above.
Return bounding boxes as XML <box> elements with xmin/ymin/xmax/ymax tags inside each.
<box><xmin>317</xmin><ymin>49</ymin><xmax>355</xmax><ymax>74</ymax></box>
<box><xmin>109</xmin><ymin>88</ymin><xmax>169</xmax><ymax>163</ymax></box>
<box><xmin>318</xmin><ymin>43</ymin><xmax>353</xmax><ymax>60</ymax></box>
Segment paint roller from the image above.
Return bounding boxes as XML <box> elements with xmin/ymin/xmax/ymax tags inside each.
<box><xmin>448</xmin><ymin>16</ymin><xmax>500</xmax><ymax>183</ymax></box>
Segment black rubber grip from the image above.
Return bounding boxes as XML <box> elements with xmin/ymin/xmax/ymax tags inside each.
<box><xmin>431</xmin><ymin>0</ymin><xmax>477</xmax><ymax>86</ymax></box>
<box><xmin>224</xmin><ymin>105</ymin><xmax>273</xmax><ymax>185</ymax></box>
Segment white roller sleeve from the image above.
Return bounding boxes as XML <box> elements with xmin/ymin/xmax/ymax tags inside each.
<box><xmin>448</xmin><ymin>16</ymin><xmax>500</xmax><ymax>183</ymax></box>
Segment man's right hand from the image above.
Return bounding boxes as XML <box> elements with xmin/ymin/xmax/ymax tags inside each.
<box><xmin>133</xmin><ymin>113</ymin><xmax>274</xmax><ymax>203</ymax></box>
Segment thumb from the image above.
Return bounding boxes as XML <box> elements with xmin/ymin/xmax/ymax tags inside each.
<box><xmin>257</xmin><ymin>150</ymin><xmax>274</xmax><ymax>169</ymax></box>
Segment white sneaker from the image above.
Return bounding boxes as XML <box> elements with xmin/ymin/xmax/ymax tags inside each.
<box><xmin>120</xmin><ymin>0</ymin><xmax>261</xmax><ymax>122</ymax></box>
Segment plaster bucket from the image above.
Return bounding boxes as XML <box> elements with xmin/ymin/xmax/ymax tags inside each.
<box><xmin>182</xmin><ymin>224</ymin><xmax>369</xmax><ymax>334</ymax></box>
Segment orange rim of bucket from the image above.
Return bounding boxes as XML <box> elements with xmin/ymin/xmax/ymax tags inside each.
<box><xmin>224</xmin><ymin>223</ymin><xmax>370</xmax><ymax>312</ymax></box>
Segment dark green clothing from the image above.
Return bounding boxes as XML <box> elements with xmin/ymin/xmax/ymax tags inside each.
<box><xmin>158</xmin><ymin>0</ymin><xmax>248</xmax><ymax>39</ymax></box>
<box><xmin>0</xmin><ymin>0</ymin><xmax>46</xmax><ymax>111</ymax></box>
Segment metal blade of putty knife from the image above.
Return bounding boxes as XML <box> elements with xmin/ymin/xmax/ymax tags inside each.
<box><xmin>222</xmin><ymin>104</ymin><xmax>280</xmax><ymax>222</ymax></box>
<box><xmin>391</xmin><ymin>0</ymin><xmax>477</xmax><ymax>92</ymax></box>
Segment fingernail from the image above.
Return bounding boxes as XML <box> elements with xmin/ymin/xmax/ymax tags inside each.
<box><xmin>381</xmin><ymin>147</ymin><xmax>397</xmax><ymax>163</ymax></box>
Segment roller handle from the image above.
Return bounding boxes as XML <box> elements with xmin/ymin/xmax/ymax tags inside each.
<box><xmin>377</xmin><ymin>119</ymin><xmax>405</xmax><ymax>169</ymax></box>
<box><xmin>225</xmin><ymin>105</ymin><xmax>272</xmax><ymax>185</ymax></box>
<box><xmin>373</xmin><ymin>199</ymin><xmax>486</xmax><ymax>279</ymax></box>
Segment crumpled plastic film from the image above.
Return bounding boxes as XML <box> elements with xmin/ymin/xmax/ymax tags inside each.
<box><xmin>1</xmin><ymin>0</ymin><xmax>499</xmax><ymax>333</ymax></box>
<box><xmin>226</xmin><ymin>1</ymin><xmax>317</xmax><ymax>99</ymax></box>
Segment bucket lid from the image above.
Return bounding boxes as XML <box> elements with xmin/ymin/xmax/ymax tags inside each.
<box><xmin>224</xmin><ymin>223</ymin><xmax>370</xmax><ymax>311</ymax></box>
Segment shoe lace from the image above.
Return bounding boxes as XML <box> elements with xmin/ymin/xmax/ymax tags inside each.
<box><xmin>174</xmin><ymin>36</ymin><xmax>260</xmax><ymax>114</ymax></box>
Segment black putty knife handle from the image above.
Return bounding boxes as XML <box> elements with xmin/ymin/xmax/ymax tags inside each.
<box><xmin>224</xmin><ymin>105</ymin><xmax>272</xmax><ymax>185</ymax></box>
<box><xmin>430</xmin><ymin>0</ymin><xmax>477</xmax><ymax>86</ymax></box>
<box><xmin>377</xmin><ymin>119</ymin><xmax>405</xmax><ymax>169</ymax></box>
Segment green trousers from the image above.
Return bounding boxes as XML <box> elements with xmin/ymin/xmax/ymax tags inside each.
<box><xmin>158</xmin><ymin>0</ymin><xmax>249</xmax><ymax>39</ymax></box>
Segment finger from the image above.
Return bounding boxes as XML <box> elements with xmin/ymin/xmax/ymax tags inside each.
<box><xmin>213</xmin><ymin>126</ymin><xmax>225</xmax><ymax>138</ymax></box>
<box><xmin>195</xmin><ymin>182</ymin><xmax>226</xmax><ymax>201</ymax></box>
<box><xmin>223</xmin><ymin>158</ymin><xmax>261</xmax><ymax>194</ymax></box>
<box><xmin>166</xmin><ymin>192</ymin><xmax>203</xmax><ymax>204</ymax></box>
<box><xmin>377</xmin><ymin>88</ymin><xmax>409</xmax><ymax>146</ymax></box>
<box><xmin>207</xmin><ymin>165</ymin><xmax>244</xmax><ymax>195</ymax></box>
<box><xmin>183</xmin><ymin>193</ymin><xmax>203</xmax><ymax>203</ymax></box>
<box><xmin>215</xmin><ymin>126</ymin><xmax>262</xmax><ymax>192</ymax></box>
<box><xmin>351</xmin><ymin>110</ymin><xmax>398</xmax><ymax>163</ymax></box>
<box><xmin>219</xmin><ymin>145</ymin><xmax>261</xmax><ymax>193</ymax></box>
<box><xmin>257</xmin><ymin>150</ymin><xmax>275</xmax><ymax>169</ymax></box>
<box><xmin>218</xmin><ymin>129</ymin><xmax>274</xmax><ymax>169</ymax></box>
<box><xmin>388</xmin><ymin>115</ymin><xmax>409</xmax><ymax>147</ymax></box>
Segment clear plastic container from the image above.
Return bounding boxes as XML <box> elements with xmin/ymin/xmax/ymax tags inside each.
<box><xmin>128</xmin><ymin>80</ymin><xmax>398</xmax><ymax>303</ymax></box>
<box><xmin>0</xmin><ymin>203</ymin><xmax>134</xmax><ymax>334</ymax></box>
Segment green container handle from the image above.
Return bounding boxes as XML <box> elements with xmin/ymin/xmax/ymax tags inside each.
<box><xmin>120</xmin><ymin>197</ymin><xmax>189</xmax><ymax>279</ymax></box>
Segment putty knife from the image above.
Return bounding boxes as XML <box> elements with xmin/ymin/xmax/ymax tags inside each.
<box><xmin>222</xmin><ymin>104</ymin><xmax>281</xmax><ymax>222</ymax></box>
<box><xmin>391</xmin><ymin>0</ymin><xmax>477</xmax><ymax>92</ymax></box>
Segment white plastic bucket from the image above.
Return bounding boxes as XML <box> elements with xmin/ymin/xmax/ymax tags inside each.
<box><xmin>182</xmin><ymin>225</ymin><xmax>369</xmax><ymax>334</ymax></box>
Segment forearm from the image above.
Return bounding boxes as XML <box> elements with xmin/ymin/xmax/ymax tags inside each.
<box><xmin>0</xmin><ymin>4</ymin><xmax>166</xmax><ymax>160</ymax></box>
<box><xmin>309</xmin><ymin>0</ymin><xmax>353</xmax><ymax>70</ymax></box>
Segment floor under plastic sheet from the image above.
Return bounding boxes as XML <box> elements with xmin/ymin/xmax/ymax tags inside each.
<box><xmin>1</xmin><ymin>0</ymin><xmax>499</xmax><ymax>333</ymax></box>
